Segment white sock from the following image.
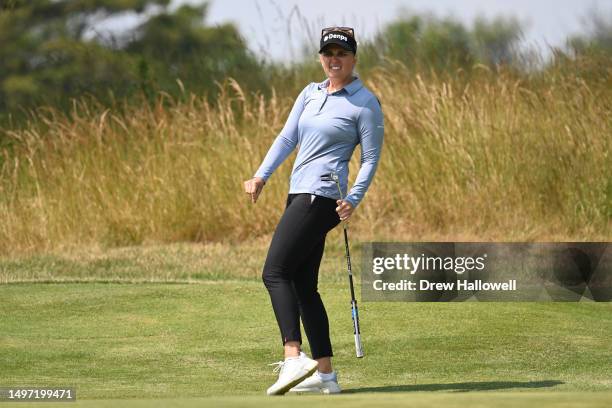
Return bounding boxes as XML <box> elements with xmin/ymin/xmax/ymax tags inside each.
<box><xmin>318</xmin><ymin>371</ymin><xmax>336</xmax><ymax>381</ymax></box>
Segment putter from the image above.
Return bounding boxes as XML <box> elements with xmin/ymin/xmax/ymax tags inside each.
<box><xmin>321</xmin><ymin>172</ymin><xmax>364</xmax><ymax>358</ymax></box>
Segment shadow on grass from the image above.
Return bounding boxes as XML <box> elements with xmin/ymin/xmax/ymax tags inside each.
<box><xmin>343</xmin><ymin>380</ymin><xmax>564</xmax><ymax>394</ymax></box>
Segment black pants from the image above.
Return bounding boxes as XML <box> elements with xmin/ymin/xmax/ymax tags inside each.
<box><xmin>262</xmin><ymin>193</ymin><xmax>341</xmax><ymax>359</ymax></box>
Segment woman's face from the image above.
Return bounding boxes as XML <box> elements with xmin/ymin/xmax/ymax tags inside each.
<box><xmin>319</xmin><ymin>44</ymin><xmax>356</xmax><ymax>83</ymax></box>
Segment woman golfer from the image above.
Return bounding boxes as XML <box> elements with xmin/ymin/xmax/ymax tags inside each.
<box><xmin>244</xmin><ymin>27</ymin><xmax>384</xmax><ymax>395</ymax></box>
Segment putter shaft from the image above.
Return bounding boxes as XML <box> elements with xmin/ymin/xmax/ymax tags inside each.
<box><xmin>321</xmin><ymin>173</ymin><xmax>364</xmax><ymax>358</ymax></box>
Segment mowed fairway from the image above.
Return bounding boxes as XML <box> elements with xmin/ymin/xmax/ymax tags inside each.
<box><xmin>1</xmin><ymin>274</ymin><xmax>612</xmax><ymax>407</ymax></box>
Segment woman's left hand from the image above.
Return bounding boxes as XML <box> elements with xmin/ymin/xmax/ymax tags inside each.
<box><xmin>336</xmin><ymin>200</ymin><xmax>354</xmax><ymax>221</ymax></box>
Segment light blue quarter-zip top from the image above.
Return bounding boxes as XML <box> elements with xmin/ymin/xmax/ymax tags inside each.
<box><xmin>254</xmin><ymin>77</ymin><xmax>384</xmax><ymax>207</ymax></box>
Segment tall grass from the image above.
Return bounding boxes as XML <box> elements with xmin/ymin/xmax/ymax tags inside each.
<box><xmin>0</xmin><ymin>60</ymin><xmax>610</xmax><ymax>255</ymax></box>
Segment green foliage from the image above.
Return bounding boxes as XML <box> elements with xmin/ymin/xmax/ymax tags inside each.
<box><xmin>0</xmin><ymin>0</ymin><xmax>264</xmax><ymax>124</ymax></box>
<box><xmin>362</xmin><ymin>14</ymin><xmax>523</xmax><ymax>72</ymax></box>
<box><xmin>0</xmin><ymin>0</ymin><xmax>167</xmax><ymax>116</ymax></box>
<box><xmin>125</xmin><ymin>4</ymin><xmax>266</xmax><ymax>99</ymax></box>
<box><xmin>541</xmin><ymin>10</ymin><xmax>612</xmax><ymax>90</ymax></box>
<box><xmin>472</xmin><ymin>15</ymin><xmax>523</xmax><ymax>65</ymax></box>
<box><xmin>0</xmin><ymin>2</ymin><xmax>611</xmax><ymax>129</ymax></box>
<box><xmin>567</xmin><ymin>8</ymin><xmax>612</xmax><ymax>54</ymax></box>
<box><xmin>555</xmin><ymin>10</ymin><xmax>612</xmax><ymax>67</ymax></box>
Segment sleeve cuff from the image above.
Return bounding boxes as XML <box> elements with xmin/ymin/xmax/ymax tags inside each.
<box><xmin>344</xmin><ymin>196</ymin><xmax>358</xmax><ymax>208</ymax></box>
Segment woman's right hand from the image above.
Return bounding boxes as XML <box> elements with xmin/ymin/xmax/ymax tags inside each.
<box><xmin>244</xmin><ymin>177</ymin><xmax>266</xmax><ymax>203</ymax></box>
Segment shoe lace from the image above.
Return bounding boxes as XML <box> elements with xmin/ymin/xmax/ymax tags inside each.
<box><xmin>268</xmin><ymin>360</ymin><xmax>285</xmax><ymax>374</ymax></box>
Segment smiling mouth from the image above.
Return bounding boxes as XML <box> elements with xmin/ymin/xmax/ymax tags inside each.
<box><xmin>330</xmin><ymin>66</ymin><xmax>342</xmax><ymax>70</ymax></box>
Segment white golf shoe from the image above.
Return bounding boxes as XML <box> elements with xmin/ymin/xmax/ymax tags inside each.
<box><xmin>266</xmin><ymin>352</ymin><xmax>318</xmax><ymax>396</ymax></box>
<box><xmin>289</xmin><ymin>370</ymin><xmax>342</xmax><ymax>394</ymax></box>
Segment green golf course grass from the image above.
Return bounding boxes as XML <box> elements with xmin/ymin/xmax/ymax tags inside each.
<box><xmin>1</xmin><ymin>244</ymin><xmax>611</xmax><ymax>407</ymax></box>
<box><xmin>2</xmin><ymin>392</ymin><xmax>612</xmax><ymax>408</ymax></box>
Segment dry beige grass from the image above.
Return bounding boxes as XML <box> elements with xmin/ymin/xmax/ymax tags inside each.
<box><xmin>0</xmin><ymin>63</ymin><xmax>610</xmax><ymax>257</ymax></box>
